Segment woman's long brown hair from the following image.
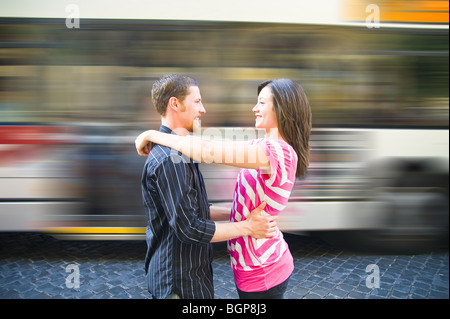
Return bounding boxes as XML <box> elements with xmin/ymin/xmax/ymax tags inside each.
<box><xmin>258</xmin><ymin>79</ymin><xmax>312</xmax><ymax>178</ymax></box>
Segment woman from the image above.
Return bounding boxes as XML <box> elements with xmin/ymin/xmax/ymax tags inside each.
<box><xmin>136</xmin><ymin>79</ymin><xmax>312</xmax><ymax>299</ymax></box>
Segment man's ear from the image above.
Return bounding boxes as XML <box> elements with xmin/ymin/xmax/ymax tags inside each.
<box><xmin>167</xmin><ymin>96</ymin><xmax>180</xmax><ymax>113</ymax></box>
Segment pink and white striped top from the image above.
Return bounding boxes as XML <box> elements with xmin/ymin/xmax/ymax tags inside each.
<box><xmin>227</xmin><ymin>138</ymin><xmax>297</xmax><ymax>292</ymax></box>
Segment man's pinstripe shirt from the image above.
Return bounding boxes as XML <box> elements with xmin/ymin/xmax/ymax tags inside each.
<box><xmin>141</xmin><ymin>125</ymin><xmax>216</xmax><ymax>299</ymax></box>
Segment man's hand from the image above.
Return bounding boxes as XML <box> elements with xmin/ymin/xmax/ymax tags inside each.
<box><xmin>135</xmin><ymin>130</ymin><xmax>153</xmax><ymax>156</ymax></box>
<box><xmin>244</xmin><ymin>202</ymin><xmax>278</xmax><ymax>239</ymax></box>
<box><xmin>211</xmin><ymin>202</ymin><xmax>278</xmax><ymax>243</ymax></box>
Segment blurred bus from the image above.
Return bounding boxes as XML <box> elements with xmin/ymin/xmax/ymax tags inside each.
<box><xmin>0</xmin><ymin>1</ymin><xmax>448</xmax><ymax>252</ymax></box>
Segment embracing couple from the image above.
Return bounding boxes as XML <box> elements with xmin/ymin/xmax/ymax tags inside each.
<box><xmin>135</xmin><ymin>74</ymin><xmax>312</xmax><ymax>299</ymax></box>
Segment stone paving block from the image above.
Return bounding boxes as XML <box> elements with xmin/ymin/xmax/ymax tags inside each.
<box><xmin>285</xmin><ymin>290</ymin><xmax>305</xmax><ymax>299</ymax></box>
<box><xmin>391</xmin><ymin>289</ymin><xmax>410</xmax><ymax>299</ymax></box>
<box><xmin>309</xmin><ymin>286</ymin><xmax>330</xmax><ymax>297</ymax></box>
<box><xmin>304</xmin><ymin>292</ymin><xmax>322</xmax><ymax>299</ymax></box>
<box><xmin>88</xmin><ymin>283</ymin><xmax>110</xmax><ymax>295</ymax></box>
<box><xmin>316</xmin><ymin>280</ymin><xmax>336</xmax><ymax>290</ymax></box>
<box><xmin>369</xmin><ymin>288</ymin><xmax>391</xmax><ymax>298</ymax></box>
<box><xmin>410</xmin><ymin>287</ymin><xmax>428</xmax><ymax>299</ymax></box>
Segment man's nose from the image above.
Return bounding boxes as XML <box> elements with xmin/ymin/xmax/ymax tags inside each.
<box><xmin>199</xmin><ymin>103</ymin><xmax>206</xmax><ymax>114</ymax></box>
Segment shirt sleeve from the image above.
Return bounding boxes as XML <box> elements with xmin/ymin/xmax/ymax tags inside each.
<box><xmin>256</xmin><ymin>139</ymin><xmax>296</xmax><ymax>187</ymax></box>
<box><xmin>154</xmin><ymin>154</ymin><xmax>215</xmax><ymax>245</ymax></box>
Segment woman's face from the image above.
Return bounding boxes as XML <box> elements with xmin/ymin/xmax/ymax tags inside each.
<box><xmin>252</xmin><ymin>86</ymin><xmax>278</xmax><ymax>131</ymax></box>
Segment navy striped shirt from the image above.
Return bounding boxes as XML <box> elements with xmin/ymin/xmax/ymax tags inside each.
<box><xmin>141</xmin><ymin>125</ymin><xmax>216</xmax><ymax>299</ymax></box>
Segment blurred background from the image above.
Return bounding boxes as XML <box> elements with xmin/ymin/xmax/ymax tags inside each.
<box><xmin>0</xmin><ymin>0</ymin><xmax>448</xmax><ymax>252</ymax></box>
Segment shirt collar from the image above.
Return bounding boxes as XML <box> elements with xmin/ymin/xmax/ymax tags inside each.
<box><xmin>159</xmin><ymin>124</ymin><xmax>173</xmax><ymax>134</ymax></box>
<box><xmin>159</xmin><ymin>125</ymin><xmax>196</xmax><ymax>165</ymax></box>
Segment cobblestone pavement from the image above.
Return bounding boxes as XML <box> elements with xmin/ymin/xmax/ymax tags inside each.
<box><xmin>0</xmin><ymin>232</ymin><xmax>448</xmax><ymax>299</ymax></box>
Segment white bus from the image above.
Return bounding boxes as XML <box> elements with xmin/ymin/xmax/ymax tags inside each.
<box><xmin>0</xmin><ymin>0</ymin><xmax>448</xmax><ymax>252</ymax></box>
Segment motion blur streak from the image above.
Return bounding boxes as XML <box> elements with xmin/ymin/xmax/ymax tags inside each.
<box><xmin>0</xmin><ymin>3</ymin><xmax>448</xmax><ymax>251</ymax></box>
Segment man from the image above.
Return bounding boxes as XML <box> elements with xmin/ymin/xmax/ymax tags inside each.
<box><xmin>139</xmin><ymin>74</ymin><xmax>277</xmax><ymax>299</ymax></box>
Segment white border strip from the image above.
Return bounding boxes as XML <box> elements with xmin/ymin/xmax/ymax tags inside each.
<box><xmin>1</xmin><ymin>0</ymin><xmax>448</xmax><ymax>29</ymax></box>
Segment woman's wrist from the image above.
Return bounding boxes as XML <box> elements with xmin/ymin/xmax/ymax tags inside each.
<box><xmin>146</xmin><ymin>130</ymin><xmax>156</xmax><ymax>142</ymax></box>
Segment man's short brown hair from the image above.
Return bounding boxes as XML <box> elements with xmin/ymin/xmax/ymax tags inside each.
<box><xmin>151</xmin><ymin>74</ymin><xmax>199</xmax><ymax>116</ymax></box>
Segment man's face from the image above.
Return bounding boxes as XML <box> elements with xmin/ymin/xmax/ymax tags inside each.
<box><xmin>178</xmin><ymin>86</ymin><xmax>206</xmax><ymax>132</ymax></box>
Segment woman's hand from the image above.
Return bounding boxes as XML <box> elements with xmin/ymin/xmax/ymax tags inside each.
<box><xmin>135</xmin><ymin>130</ymin><xmax>154</xmax><ymax>156</ymax></box>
